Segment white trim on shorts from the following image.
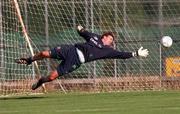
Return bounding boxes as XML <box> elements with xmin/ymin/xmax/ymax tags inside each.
<box><xmin>76</xmin><ymin>48</ymin><xmax>85</xmax><ymax>63</ymax></box>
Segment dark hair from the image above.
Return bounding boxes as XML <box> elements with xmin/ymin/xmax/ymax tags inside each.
<box><xmin>101</xmin><ymin>32</ymin><xmax>115</xmax><ymax>40</ymax></box>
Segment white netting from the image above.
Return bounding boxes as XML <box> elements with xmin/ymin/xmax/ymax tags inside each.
<box><xmin>0</xmin><ymin>0</ymin><xmax>180</xmax><ymax>95</ymax></box>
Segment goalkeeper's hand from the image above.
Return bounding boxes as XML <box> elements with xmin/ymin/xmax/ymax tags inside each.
<box><xmin>133</xmin><ymin>47</ymin><xmax>149</xmax><ymax>57</ymax></box>
<box><xmin>77</xmin><ymin>25</ymin><xmax>84</xmax><ymax>31</ymax></box>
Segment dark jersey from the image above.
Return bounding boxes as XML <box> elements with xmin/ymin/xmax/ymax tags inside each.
<box><xmin>75</xmin><ymin>30</ymin><xmax>133</xmax><ymax>63</ymax></box>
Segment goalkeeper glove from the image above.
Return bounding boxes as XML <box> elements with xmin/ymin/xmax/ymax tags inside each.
<box><xmin>133</xmin><ymin>47</ymin><xmax>149</xmax><ymax>57</ymax></box>
<box><xmin>77</xmin><ymin>25</ymin><xmax>84</xmax><ymax>32</ymax></box>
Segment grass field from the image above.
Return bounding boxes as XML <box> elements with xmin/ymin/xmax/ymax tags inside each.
<box><xmin>1</xmin><ymin>91</ymin><xmax>180</xmax><ymax>114</ymax></box>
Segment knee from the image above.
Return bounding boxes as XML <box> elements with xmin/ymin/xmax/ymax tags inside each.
<box><xmin>41</xmin><ymin>51</ymin><xmax>50</xmax><ymax>57</ymax></box>
<box><xmin>48</xmin><ymin>71</ymin><xmax>59</xmax><ymax>81</ymax></box>
<box><xmin>49</xmin><ymin>76</ymin><xmax>56</xmax><ymax>81</ymax></box>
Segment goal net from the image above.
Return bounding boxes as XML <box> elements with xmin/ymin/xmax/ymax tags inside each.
<box><xmin>0</xmin><ymin>0</ymin><xmax>180</xmax><ymax>95</ymax></box>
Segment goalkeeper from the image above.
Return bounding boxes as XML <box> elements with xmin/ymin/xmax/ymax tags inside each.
<box><xmin>16</xmin><ymin>25</ymin><xmax>149</xmax><ymax>90</ymax></box>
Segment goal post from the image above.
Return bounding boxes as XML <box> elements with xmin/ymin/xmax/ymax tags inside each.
<box><xmin>12</xmin><ymin>0</ymin><xmax>47</xmax><ymax>93</ymax></box>
<box><xmin>0</xmin><ymin>0</ymin><xmax>4</xmax><ymax>94</ymax></box>
<box><xmin>0</xmin><ymin>0</ymin><xmax>180</xmax><ymax>95</ymax></box>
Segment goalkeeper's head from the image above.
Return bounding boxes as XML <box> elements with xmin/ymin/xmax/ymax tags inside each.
<box><xmin>101</xmin><ymin>32</ymin><xmax>114</xmax><ymax>46</ymax></box>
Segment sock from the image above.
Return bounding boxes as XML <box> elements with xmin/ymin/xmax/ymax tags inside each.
<box><xmin>26</xmin><ymin>57</ymin><xmax>34</xmax><ymax>65</ymax></box>
<box><xmin>36</xmin><ymin>77</ymin><xmax>51</xmax><ymax>87</ymax></box>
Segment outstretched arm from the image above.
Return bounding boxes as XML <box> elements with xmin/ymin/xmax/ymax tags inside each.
<box><xmin>77</xmin><ymin>25</ymin><xmax>100</xmax><ymax>41</ymax></box>
<box><xmin>108</xmin><ymin>47</ymin><xmax>149</xmax><ymax>59</ymax></box>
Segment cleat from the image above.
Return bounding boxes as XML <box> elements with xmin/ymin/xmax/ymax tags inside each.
<box><xmin>31</xmin><ymin>82</ymin><xmax>42</xmax><ymax>90</ymax></box>
<box><xmin>15</xmin><ymin>58</ymin><xmax>32</xmax><ymax>65</ymax></box>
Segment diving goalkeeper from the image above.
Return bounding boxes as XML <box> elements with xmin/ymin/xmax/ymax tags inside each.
<box><xmin>15</xmin><ymin>25</ymin><xmax>149</xmax><ymax>90</ymax></box>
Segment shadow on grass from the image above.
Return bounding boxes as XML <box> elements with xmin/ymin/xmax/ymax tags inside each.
<box><xmin>0</xmin><ymin>96</ymin><xmax>46</xmax><ymax>100</ymax></box>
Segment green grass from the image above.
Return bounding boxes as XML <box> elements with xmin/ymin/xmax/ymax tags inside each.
<box><xmin>1</xmin><ymin>91</ymin><xmax>180</xmax><ymax>114</ymax></box>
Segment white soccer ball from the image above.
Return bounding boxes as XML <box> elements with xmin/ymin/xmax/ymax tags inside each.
<box><xmin>161</xmin><ymin>36</ymin><xmax>173</xmax><ymax>47</ymax></box>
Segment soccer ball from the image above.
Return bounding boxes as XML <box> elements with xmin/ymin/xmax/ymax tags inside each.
<box><xmin>161</xmin><ymin>36</ymin><xmax>173</xmax><ymax>47</ymax></box>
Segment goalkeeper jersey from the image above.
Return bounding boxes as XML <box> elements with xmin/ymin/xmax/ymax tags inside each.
<box><xmin>75</xmin><ymin>30</ymin><xmax>133</xmax><ymax>63</ymax></box>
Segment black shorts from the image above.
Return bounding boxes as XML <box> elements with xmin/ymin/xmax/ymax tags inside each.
<box><xmin>50</xmin><ymin>45</ymin><xmax>81</xmax><ymax>76</ymax></box>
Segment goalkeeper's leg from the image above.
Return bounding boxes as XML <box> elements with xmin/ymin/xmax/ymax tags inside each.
<box><xmin>15</xmin><ymin>50</ymin><xmax>50</xmax><ymax>65</ymax></box>
<box><xmin>32</xmin><ymin>70</ymin><xmax>58</xmax><ymax>90</ymax></box>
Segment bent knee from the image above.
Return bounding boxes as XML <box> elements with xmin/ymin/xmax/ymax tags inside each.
<box><xmin>41</xmin><ymin>51</ymin><xmax>50</xmax><ymax>57</ymax></box>
<box><xmin>49</xmin><ymin>71</ymin><xmax>59</xmax><ymax>80</ymax></box>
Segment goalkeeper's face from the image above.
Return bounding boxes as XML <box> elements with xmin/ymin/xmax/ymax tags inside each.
<box><xmin>102</xmin><ymin>35</ymin><xmax>114</xmax><ymax>46</ymax></box>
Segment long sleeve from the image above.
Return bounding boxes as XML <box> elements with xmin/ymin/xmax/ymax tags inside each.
<box><xmin>77</xmin><ymin>29</ymin><xmax>101</xmax><ymax>41</ymax></box>
<box><xmin>107</xmin><ymin>49</ymin><xmax>134</xmax><ymax>59</ymax></box>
